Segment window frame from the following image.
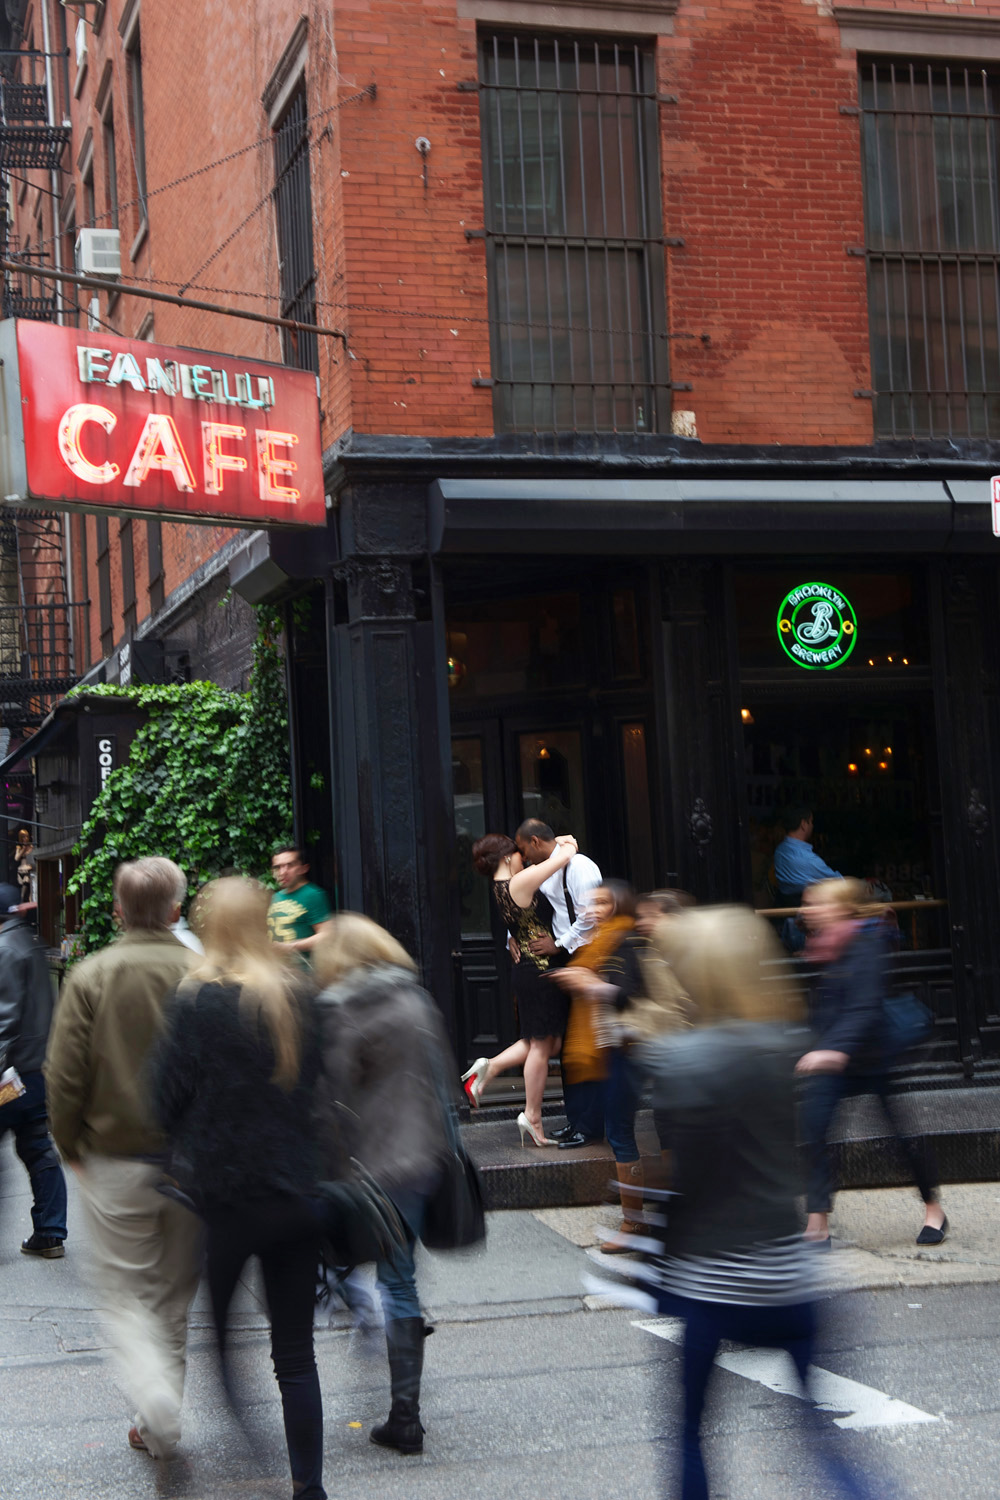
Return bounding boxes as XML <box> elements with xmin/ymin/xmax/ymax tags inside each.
<box><xmin>859</xmin><ymin>55</ymin><xmax>1000</xmax><ymax>439</ymax></box>
<box><xmin>271</xmin><ymin>80</ymin><xmax>319</xmax><ymax>375</ymax></box>
<box><xmin>477</xmin><ymin>30</ymin><xmax>669</xmax><ymax>435</ymax></box>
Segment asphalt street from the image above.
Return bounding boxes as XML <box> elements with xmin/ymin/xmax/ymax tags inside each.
<box><xmin>2</xmin><ymin>1138</ymin><xmax>1000</xmax><ymax>1500</ymax></box>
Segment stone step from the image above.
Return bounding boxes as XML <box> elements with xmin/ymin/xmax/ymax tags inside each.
<box><xmin>461</xmin><ymin>1088</ymin><xmax>1000</xmax><ymax>1212</ymax></box>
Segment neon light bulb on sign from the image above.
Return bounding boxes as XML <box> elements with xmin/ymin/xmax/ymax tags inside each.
<box><xmin>122</xmin><ymin>413</ymin><xmax>196</xmax><ymax>492</ymax></box>
<box><xmin>202</xmin><ymin>422</ymin><xmax>248</xmax><ymax>495</ymax></box>
<box><xmin>256</xmin><ymin>430</ymin><xmax>299</xmax><ymax>503</ymax></box>
<box><xmin>58</xmin><ymin>403</ymin><xmax>120</xmax><ymax>485</ymax></box>
<box><xmin>776</xmin><ymin>582</ymin><xmax>858</xmax><ymax>670</ymax></box>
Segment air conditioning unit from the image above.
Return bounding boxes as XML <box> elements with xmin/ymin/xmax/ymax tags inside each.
<box><xmin>76</xmin><ymin>228</ymin><xmax>120</xmax><ymax>278</ymax></box>
<box><xmin>75</xmin><ymin>18</ymin><xmax>88</xmax><ymax>72</ymax></box>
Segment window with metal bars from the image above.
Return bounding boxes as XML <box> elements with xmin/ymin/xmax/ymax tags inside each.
<box><xmin>119</xmin><ymin>517</ymin><xmax>136</xmax><ymax>633</ymax></box>
<box><xmin>95</xmin><ymin>515</ymin><xmax>113</xmax><ymax>657</ymax></box>
<box><xmin>272</xmin><ymin>83</ymin><xmax>318</xmax><ymax>374</ymax></box>
<box><xmin>860</xmin><ymin>59</ymin><xmax>1000</xmax><ymax>439</ymax></box>
<box><xmin>478</xmin><ymin>33</ymin><xmax>668</xmax><ymax>435</ymax></box>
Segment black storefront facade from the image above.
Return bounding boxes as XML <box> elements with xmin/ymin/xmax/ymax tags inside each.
<box><xmin>232</xmin><ymin>440</ymin><xmax>1000</xmax><ymax>1084</ymax></box>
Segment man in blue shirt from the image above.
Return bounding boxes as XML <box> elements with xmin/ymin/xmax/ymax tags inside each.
<box><xmin>773</xmin><ymin>808</ymin><xmax>841</xmax><ymax>903</ymax></box>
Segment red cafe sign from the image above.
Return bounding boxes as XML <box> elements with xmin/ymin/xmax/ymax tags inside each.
<box><xmin>0</xmin><ymin>320</ymin><xmax>325</xmax><ymax>527</ymax></box>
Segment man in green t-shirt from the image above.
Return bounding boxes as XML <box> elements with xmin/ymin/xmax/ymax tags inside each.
<box><xmin>268</xmin><ymin>846</ymin><xmax>334</xmax><ymax>963</ymax></box>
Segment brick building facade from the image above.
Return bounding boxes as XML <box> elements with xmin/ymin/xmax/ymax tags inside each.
<box><xmin>3</xmin><ymin>0</ymin><xmax>1000</xmax><ymax>1071</ymax></box>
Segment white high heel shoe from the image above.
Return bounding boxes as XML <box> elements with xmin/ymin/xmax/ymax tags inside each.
<box><xmin>517</xmin><ymin>1112</ymin><xmax>554</xmax><ymax>1148</ymax></box>
<box><xmin>460</xmin><ymin>1057</ymin><xmax>490</xmax><ymax>1108</ymax></box>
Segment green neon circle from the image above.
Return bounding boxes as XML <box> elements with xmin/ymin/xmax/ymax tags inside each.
<box><xmin>776</xmin><ymin>582</ymin><xmax>858</xmax><ymax>671</ymax></box>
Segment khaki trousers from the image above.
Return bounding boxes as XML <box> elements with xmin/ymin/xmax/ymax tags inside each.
<box><xmin>76</xmin><ymin>1155</ymin><xmax>203</xmax><ymax>1457</ymax></box>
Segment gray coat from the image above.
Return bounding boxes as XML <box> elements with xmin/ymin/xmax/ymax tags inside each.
<box><xmin>0</xmin><ymin>915</ymin><xmax>55</xmax><ymax>1075</ymax></box>
<box><xmin>314</xmin><ymin>964</ymin><xmax>452</xmax><ymax>1197</ymax></box>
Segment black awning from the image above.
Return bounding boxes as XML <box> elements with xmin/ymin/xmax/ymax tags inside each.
<box><xmin>0</xmin><ymin>711</ymin><xmax>69</xmax><ymax>778</ymax></box>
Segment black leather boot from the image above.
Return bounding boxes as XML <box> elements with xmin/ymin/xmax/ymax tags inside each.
<box><xmin>370</xmin><ymin>1317</ymin><xmax>426</xmax><ymax>1454</ymax></box>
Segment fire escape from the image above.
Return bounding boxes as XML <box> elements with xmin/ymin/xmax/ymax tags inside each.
<box><xmin>0</xmin><ymin>57</ymin><xmax>79</xmax><ymax>750</ymax></box>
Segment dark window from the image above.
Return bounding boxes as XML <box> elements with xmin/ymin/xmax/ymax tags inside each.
<box><xmin>146</xmin><ymin>519</ymin><xmax>164</xmax><ymax>611</ymax></box>
<box><xmin>102</xmin><ymin>105</ymin><xmax>118</xmax><ymax>230</ymax></box>
<box><xmin>76</xmin><ymin>515</ymin><xmax>91</xmax><ymax>671</ymax></box>
<box><xmin>860</xmin><ymin>60</ymin><xmax>1000</xmax><ymax>438</ymax></box>
<box><xmin>126</xmin><ymin>28</ymin><xmax>148</xmax><ymax>225</ymax></box>
<box><xmin>119</xmin><ymin>518</ymin><xmax>135</xmax><ymax>633</ymax></box>
<box><xmin>95</xmin><ymin>515</ymin><xmax>112</xmax><ymax>656</ymax></box>
<box><xmin>272</xmin><ymin>83</ymin><xmax>318</xmax><ymax>373</ymax></box>
<box><xmin>62</xmin><ymin>214</ymin><xmax>79</xmax><ymax>326</ymax></box>
<box><xmin>82</xmin><ymin>162</ymin><xmax>95</xmax><ymax>229</ymax></box>
<box><xmin>479</xmin><ymin>33</ymin><xmax>668</xmax><ymax>434</ymax></box>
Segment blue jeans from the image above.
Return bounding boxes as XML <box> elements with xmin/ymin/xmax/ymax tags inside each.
<box><xmin>658</xmin><ymin>1293</ymin><xmax>879</xmax><ymax>1500</ymax></box>
<box><xmin>605</xmin><ymin>1048</ymin><xmax>641</xmax><ymax>1164</ymax></box>
<box><xmin>0</xmin><ymin>1069</ymin><xmax>67</xmax><ymax>1239</ymax></box>
<box><xmin>376</xmin><ymin>1189</ymin><xmax>425</xmax><ymax>1323</ymax></box>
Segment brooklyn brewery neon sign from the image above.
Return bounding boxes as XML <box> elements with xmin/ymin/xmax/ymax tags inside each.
<box><xmin>776</xmin><ymin>582</ymin><xmax>857</xmax><ymax>670</ymax></box>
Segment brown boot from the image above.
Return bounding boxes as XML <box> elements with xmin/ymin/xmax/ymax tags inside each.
<box><xmin>600</xmin><ymin>1161</ymin><xmax>644</xmax><ymax>1254</ymax></box>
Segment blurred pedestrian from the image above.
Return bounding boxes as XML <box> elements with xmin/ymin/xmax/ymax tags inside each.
<box><xmin>552</xmin><ymin>880</ymin><xmax>651</xmax><ymax>1244</ymax></box>
<box><xmin>169</xmin><ymin>866</ymin><xmax>204</xmax><ymax>954</ymax></box>
<box><xmin>464</xmin><ymin>833</ymin><xmax>577</xmax><ymax>1147</ymax></box>
<box><xmin>0</xmin><ymin>882</ymin><xmax>67</xmax><ymax>1259</ymax></box>
<box><xmin>154</xmin><ymin>876</ymin><xmax>327</xmax><ymax>1500</ymax></box>
<box><xmin>314</xmin><ymin>913</ymin><xmax>455</xmax><ymax>1455</ymax></box>
<box><xmin>14</xmin><ymin>827</ymin><xmax>34</xmax><ymax>905</ymax></box>
<box><xmin>797</xmin><ymin>877</ymin><xmax>946</xmax><ymax>1247</ymax></box>
<box><xmin>268</xmin><ymin>845</ymin><xmax>334</xmax><ymax>965</ymax></box>
<box><xmin>45</xmin><ymin>857</ymin><xmax>200</xmax><ymax>1460</ymax></box>
<box><xmin>643</xmin><ymin>905</ymin><xmax>878</xmax><ymax>1500</ymax></box>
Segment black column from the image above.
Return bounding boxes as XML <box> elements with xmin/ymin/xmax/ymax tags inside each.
<box><xmin>326</xmin><ymin>484</ymin><xmax>457</xmax><ymax>1036</ymax></box>
<box><xmin>658</xmin><ymin>562</ymin><xmax>745</xmax><ymax>903</ymax></box>
<box><xmin>930</xmin><ymin>561</ymin><xmax>1000</xmax><ymax>1071</ymax></box>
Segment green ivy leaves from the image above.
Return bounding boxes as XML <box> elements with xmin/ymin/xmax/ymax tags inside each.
<box><xmin>67</xmin><ymin>605</ymin><xmax>294</xmax><ymax>954</ymax></box>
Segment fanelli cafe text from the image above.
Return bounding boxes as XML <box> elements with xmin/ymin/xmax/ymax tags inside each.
<box><xmin>0</xmin><ymin>320</ymin><xmax>325</xmax><ymax>527</ymax></box>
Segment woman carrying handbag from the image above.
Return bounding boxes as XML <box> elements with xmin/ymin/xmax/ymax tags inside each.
<box><xmin>313</xmin><ymin>913</ymin><xmax>465</xmax><ymax>1456</ymax></box>
<box><xmin>797</xmin><ymin>877</ymin><xmax>947</xmax><ymax>1247</ymax></box>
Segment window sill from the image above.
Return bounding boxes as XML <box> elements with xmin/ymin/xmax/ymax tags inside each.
<box><xmin>458</xmin><ymin>0</ymin><xmax>678</xmax><ymax>34</ymax></box>
<box><xmin>833</xmin><ymin>6</ymin><xmax>1000</xmax><ymax>61</ymax></box>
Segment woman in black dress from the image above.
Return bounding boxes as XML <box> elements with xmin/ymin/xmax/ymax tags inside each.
<box><xmin>464</xmin><ymin>832</ymin><xmax>577</xmax><ymax>1146</ymax></box>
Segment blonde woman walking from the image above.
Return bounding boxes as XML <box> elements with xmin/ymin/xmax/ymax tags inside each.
<box><xmin>154</xmin><ymin>877</ymin><xmax>327</xmax><ymax>1500</ymax></box>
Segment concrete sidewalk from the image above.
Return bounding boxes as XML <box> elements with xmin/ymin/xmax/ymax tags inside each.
<box><xmin>464</xmin><ymin>1087</ymin><xmax>1000</xmax><ymax>1210</ymax></box>
<box><xmin>536</xmin><ymin>1181</ymin><xmax>1000</xmax><ymax>1296</ymax></box>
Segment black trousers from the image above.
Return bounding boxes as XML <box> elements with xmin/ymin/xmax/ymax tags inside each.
<box><xmin>800</xmin><ymin>1070</ymin><xmax>938</xmax><ymax>1215</ymax></box>
<box><xmin>205</xmin><ymin>1194</ymin><xmax>326</xmax><ymax>1500</ymax></box>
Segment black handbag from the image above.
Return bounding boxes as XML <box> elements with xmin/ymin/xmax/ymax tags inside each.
<box><xmin>418</xmin><ymin>1034</ymin><xmax>487</xmax><ymax>1252</ymax></box>
<box><xmin>317</xmin><ymin>1159</ymin><xmax>408</xmax><ymax>1266</ymax></box>
<box><xmin>421</xmin><ymin>1137</ymin><xmax>487</xmax><ymax>1251</ymax></box>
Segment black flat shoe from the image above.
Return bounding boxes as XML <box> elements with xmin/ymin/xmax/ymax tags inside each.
<box><xmin>915</xmin><ymin>1215</ymin><xmax>948</xmax><ymax>1246</ymax></box>
<box><xmin>548</xmin><ymin>1123</ymin><xmax>577</xmax><ymax>1143</ymax></box>
<box><xmin>557</xmin><ymin>1132</ymin><xmax>597</xmax><ymax>1150</ymax></box>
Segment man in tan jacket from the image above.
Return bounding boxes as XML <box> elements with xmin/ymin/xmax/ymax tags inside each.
<box><xmin>46</xmin><ymin>857</ymin><xmax>199</xmax><ymax>1460</ymax></box>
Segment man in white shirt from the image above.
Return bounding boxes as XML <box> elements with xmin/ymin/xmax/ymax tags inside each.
<box><xmin>515</xmin><ymin>819</ymin><xmax>602</xmax><ymax>964</ymax></box>
<box><xmin>515</xmin><ymin>820</ymin><xmax>604</xmax><ymax>1148</ymax></box>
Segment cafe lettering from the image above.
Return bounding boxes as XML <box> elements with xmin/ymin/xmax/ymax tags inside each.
<box><xmin>0</xmin><ymin>320</ymin><xmax>325</xmax><ymax>527</ymax></box>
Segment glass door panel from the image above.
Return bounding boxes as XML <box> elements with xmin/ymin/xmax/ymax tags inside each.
<box><xmin>518</xmin><ymin>728</ymin><xmax>588</xmax><ymax>845</ymax></box>
<box><xmin>453</xmin><ymin>736</ymin><xmax>490</xmax><ymax>936</ymax></box>
<box><xmin>622</xmin><ymin>721</ymin><xmax>655</xmax><ymax>892</ymax></box>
